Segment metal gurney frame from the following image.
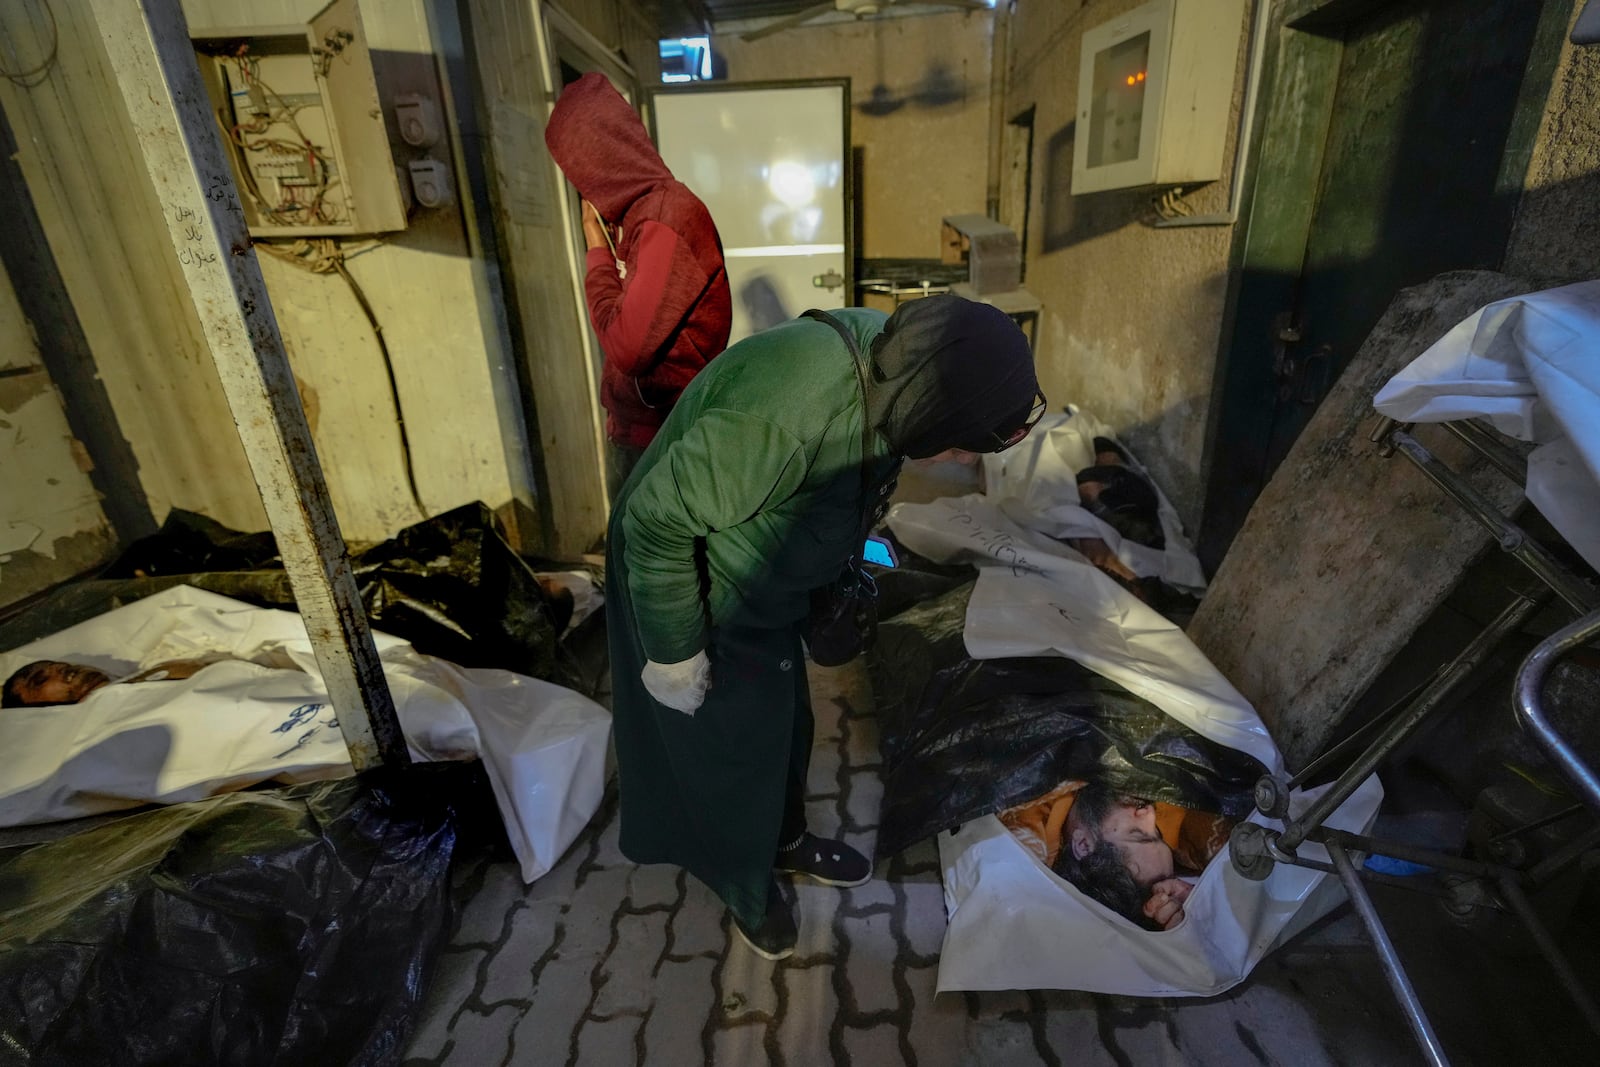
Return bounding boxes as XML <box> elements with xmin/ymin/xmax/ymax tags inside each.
<box><xmin>1226</xmin><ymin>413</ymin><xmax>1600</xmax><ymax>1067</ymax></box>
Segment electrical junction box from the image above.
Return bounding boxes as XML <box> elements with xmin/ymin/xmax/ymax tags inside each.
<box><xmin>1071</xmin><ymin>0</ymin><xmax>1246</xmax><ymax>194</ymax></box>
<box><xmin>191</xmin><ymin>0</ymin><xmax>408</xmax><ymax>237</ymax></box>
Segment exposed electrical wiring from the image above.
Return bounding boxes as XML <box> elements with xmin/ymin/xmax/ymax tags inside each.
<box><xmin>1152</xmin><ymin>186</ymin><xmax>1197</xmax><ymax>223</ymax></box>
<box><xmin>255</xmin><ymin>237</ymin><xmax>428</xmax><ymax>520</ymax></box>
<box><xmin>0</xmin><ymin>0</ymin><xmax>58</xmax><ymax>88</ymax></box>
<box><xmin>311</xmin><ymin>29</ymin><xmax>354</xmax><ymax>79</ymax></box>
<box><xmin>215</xmin><ymin>50</ymin><xmax>344</xmax><ymax>228</ymax></box>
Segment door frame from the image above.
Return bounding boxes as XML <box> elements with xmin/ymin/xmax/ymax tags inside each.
<box><xmin>542</xmin><ymin>2</ymin><xmax>638</xmax><ymax>93</ymax></box>
<box><xmin>541</xmin><ymin>2</ymin><xmax>643</xmax><ymax>450</ymax></box>
<box><xmin>1195</xmin><ymin>0</ymin><xmax>1576</xmax><ymax>570</ymax></box>
<box><xmin>644</xmin><ymin>77</ymin><xmax>856</xmax><ymax>312</ymax></box>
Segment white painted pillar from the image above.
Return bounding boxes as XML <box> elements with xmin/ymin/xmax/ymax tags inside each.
<box><xmin>88</xmin><ymin>0</ymin><xmax>408</xmax><ymax>770</ymax></box>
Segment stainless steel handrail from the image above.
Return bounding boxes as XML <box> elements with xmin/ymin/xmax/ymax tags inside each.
<box><xmin>1512</xmin><ymin>608</ymin><xmax>1600</xmax><ymax>815</ymax></box>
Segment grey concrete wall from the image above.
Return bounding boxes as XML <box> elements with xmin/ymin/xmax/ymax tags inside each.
<box><xmin>1504</xmin><ymin>16</ymin><xmax>1600</xmax><ymax>283</ymax></box>
<box><xmin>1001</xmin><ymin>0</ymin><xmax>1252</xmax><ymax>530</ymax></box>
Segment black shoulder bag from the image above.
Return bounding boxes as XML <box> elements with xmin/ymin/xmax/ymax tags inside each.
<box><xmin>800</xmin><ymin>309</ymin><xmax>899</xmax><ymax>667</ymax></box>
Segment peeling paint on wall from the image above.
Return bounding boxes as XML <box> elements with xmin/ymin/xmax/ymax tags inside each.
<box><xmin>0</xmin><ymin>256</ymin><xmax>114</xmax><ymax>606</ymax></box>
<box><xmin>0</xmin><ymin>371</ymin><xmax>114</xmax><ymax>605</ymax></box>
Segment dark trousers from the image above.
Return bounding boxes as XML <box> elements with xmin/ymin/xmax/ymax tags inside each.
<box><xmin>778</xmin><ymin>734</ymin><xmax>809</xmax><ymax>850</ymax></box>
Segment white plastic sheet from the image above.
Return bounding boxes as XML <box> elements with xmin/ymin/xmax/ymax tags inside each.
<box><xmin>979</xmin><ymin>408</ymin><xmax>1207</xmax><ymax>594</ymax></box>
<box><xmin>935</xmin><ymin>777</ymin><xmax>1382</xmax><ymax>996</ymax></box>
<box><xmin>1373</xmin><ymin>279</ymin><xmax>1600</xmax><ymax>572</ymax></box>
<box><xmin>0</xmin><ymin>586</ymin><xmax>609</xmax><ymax>883</ymax></box>
<box><xmin>889</xmin><ymin>496</ymin><xmax>1278</xmax><ymax>775</ymax></box>
<box><xmin>888</xmin><ymin>478</ymin><xmax>1382</xmax><ymax>996</ymax></box>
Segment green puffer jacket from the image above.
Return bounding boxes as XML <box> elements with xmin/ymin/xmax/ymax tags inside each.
<box><xmin>618</xmin><ymin>308</ymin><xmax>899</xmax><ymax>662</ymax></box>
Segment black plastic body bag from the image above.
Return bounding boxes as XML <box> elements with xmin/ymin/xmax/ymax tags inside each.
<box><xmin>866</xmin><ymin>579</ymin><xmax>1267</xmax><ymax>858</ymax></box>
<box><xmin>0</xmin><ymin>764</ymin><xmax>486</xmax><ymax>1067</ymax></box>
<box><xmin>0</xmin><ymin>503</ymin><xmax>582</xmax><ymax>689</ymax></box>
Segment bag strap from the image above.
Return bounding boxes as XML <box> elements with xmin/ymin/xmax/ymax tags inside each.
<box><xmin>802</xmin><ymin>309</ymin><xmax>876</xmax><ymax>508</ymax></box>
<box><xmin>803</xmin><ymin>309</ymin><xmax>893</xmax><ymax>588</ymax></box>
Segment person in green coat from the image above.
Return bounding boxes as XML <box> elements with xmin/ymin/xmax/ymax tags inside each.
<box><xmin>607</xmin><ymin>294</ymin><xmax>1043</xmax><ymax>959</ymax></box>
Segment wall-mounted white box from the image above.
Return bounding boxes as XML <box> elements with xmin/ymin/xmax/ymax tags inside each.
<box><xmin>191</xmin><ymin>0</ymin><xmax>408</xmax><ymax>237</ymax></box>
<box><xmin>394</xmin><ymin>93</ymin><xmax>443</xmax><ymax>148</ymax></box>
<box><xmin>408</xmin><ymin>158</ymin><xmax>454</xmax><ymax>208</ymax></box>
<box><xmin>1071</xmin><ymin>0</ymin><xmax>1246</xmax><ymax>194</ymax></box>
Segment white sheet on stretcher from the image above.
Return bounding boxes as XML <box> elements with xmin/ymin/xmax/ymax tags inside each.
<box><xmin>1374</xmin><ymin>279</ymin><xmax>1600</xmax><ymax>573</ymax></box>
<box><xmin>887</xmin><ymin>495</ymin><xmax>1383</xmax><ymax>996</ymax></box>
<box><xmin>0</xmin><ymin>585</ymin><xmax>609</xmax><ymax>883</ymax></box>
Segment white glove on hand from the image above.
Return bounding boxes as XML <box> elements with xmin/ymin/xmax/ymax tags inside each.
<box><xmin>641</xmin><ymin>650</ymin><xmax>711</xmax><ymax>714</ymax></box>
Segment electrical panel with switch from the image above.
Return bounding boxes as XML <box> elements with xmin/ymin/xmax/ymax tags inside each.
<box><xmin>1071</xmin><ymin>0</ymin><xmax>1246</xmax><ymax>194</ymax></box>
<box><xmin>191</xmin><ymin>0</ymin><xmax>408</xmax><ymax>236</ymax></box>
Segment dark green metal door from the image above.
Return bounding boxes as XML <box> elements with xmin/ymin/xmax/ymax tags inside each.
<box><xmin>1198</xmin><ymin>0</ymin><xmax>1557</xmax><ymax>570</ymax></box>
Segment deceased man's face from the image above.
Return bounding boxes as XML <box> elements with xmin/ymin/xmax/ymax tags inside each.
<box><xmin>15</xmin><ymin>661</ymin><xmax>111</xmax><ymax>706</ymax></box>
<box><xmin>1099</xmin><ymin>800</ymin><xmax>1175</xmax><ymax>885</ymax></box>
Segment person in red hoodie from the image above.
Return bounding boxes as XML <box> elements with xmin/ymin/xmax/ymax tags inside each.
<box><xmin>544</xmin><ymin>73</ymin><xmax>732</xmax><ymax>491</ymax></box>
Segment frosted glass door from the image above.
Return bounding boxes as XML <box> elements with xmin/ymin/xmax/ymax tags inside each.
<box><xmin>652</xmin><ymin>83</ymin><xmax>849</xmax><ymax>345</ymax></box>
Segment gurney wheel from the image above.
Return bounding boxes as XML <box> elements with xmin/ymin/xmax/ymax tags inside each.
<box><xmin>1253</xmin><ymin>775</ymin><xmax>1291</xmax><ymax>820</ymax></box>
<box><xmin>1229</xmin><ymin>823</ymin><xmax>1276</xmax><ymax>881</ymax></box>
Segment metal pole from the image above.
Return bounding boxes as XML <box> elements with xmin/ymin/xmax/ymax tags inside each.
<box><xmin>1496</xmin><ymin>874</ymin><xmax>1600</xmax><ymax>1038</ymax></box>
<box><xmin>1252</xmin><ymin>847</ymin><xmax>1493</xmax><ymax>904</ymax></box>
<box><xmin>1391</xmin><ymin>432</ymin><xmax>1600</xmax><ymax>613</ymax></box>
<box><xmin>1289</xmin><ymin>674</ymin><xmax>1435</xmax><ymax>789</ymax></box>
<box><xmin>1487</xmin><ymin>803</ymin><xmax>1584</xmax><ymax>845</ymax></box>
<box><xmin>1440</xmin><ymin>420</ymin><xmax>1528</xmax><ymax>485</ymax></box>
<box><xmin>88</xmin><ymin>0</ymin><xmax>408</xmax><ymax>770</ymax></box>
<box><xmin>983</xmin><ymin>0</ymin><xmax>1010</xmax><ymax>220</ymax></box>
<box><xmin>1327</xmin><ymin>842</ymin><xmax>1452</xmax><ymax>1067</ymax></box>
<box><xmin>1513</xmin><ymin>609</ymin><xmax>1600</xmax><ymax>815</ymax></box>
<box><xmin>1279</xmin><ymin>591</ymin><xmax>1544</xmax><ymax>851</ymax></box>
<box><xmin>1313</xmin><ymin>828</ymin><xmax>1500</xmax><ymax>880</ymax></box>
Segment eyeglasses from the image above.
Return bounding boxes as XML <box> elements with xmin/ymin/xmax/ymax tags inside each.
<box><xmin>989</xmin><ymin>390</ymin><xmax>1048</xmax><ymax>452</ymax></box>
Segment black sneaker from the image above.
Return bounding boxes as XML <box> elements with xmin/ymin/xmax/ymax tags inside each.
<box><xmin>773</xmin><ymin>832</ymin><xmax>872</xmax><ymax>888</ymax></box>
<box><xmin>731</xmin><ymin>880</ymin><xmax>797</xmax><ymax>961</ymax></box>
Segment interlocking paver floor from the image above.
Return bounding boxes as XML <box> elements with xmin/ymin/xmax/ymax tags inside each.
<box><xmin>400</xmin><ymin>658</ymin><xmax>1426</xmax><ymax>1066</ymax></box>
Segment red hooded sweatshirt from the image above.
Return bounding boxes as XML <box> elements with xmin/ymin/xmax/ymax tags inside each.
<box><xmin>545</xmin><ymin>73</ymin><xmax>732</xmax><ymax>449</ymax></box>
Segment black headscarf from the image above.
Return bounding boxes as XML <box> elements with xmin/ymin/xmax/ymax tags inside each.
<box><xmin>864</xmin><ymin>295</ymin><xmax>1040</xmax><ymax>459</ymax></box>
